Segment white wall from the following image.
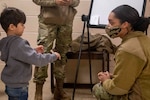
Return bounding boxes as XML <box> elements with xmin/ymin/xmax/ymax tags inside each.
<box><xmin>0</xmin><ymin>0</ymin><xmax>92</xmax><ymax>47</ymax></box>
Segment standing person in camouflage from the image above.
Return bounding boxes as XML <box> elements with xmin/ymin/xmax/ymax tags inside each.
<box><xmin>93</xmin><ymin>5</ymin><xmax>150</xmax><ymax>100</ymax></box>
<box><xmin>32</xmin><ymin>0</ymin><xmax>80</xmax><ymax>100</ymax></box>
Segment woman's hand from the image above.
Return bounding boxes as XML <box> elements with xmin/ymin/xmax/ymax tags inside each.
<box><xmin>98</xmin><ymin>71</ymin><xmax>111</xmax><ymax>83</ymax></box>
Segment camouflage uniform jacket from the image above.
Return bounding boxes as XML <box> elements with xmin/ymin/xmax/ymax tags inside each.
<box><xmin>32</xmin><ymin>0</ymin><xmax>80</xmax><ymax>25</ymax></box>
<box><xmin>69</xmin><ymin>33</ymin><xmax>117</xmax><ymax>54</ymax></box>
<box><xmin>102</xmin><ymin>31</ymin><xmax>150</xmax><ymax>100</ymax></box>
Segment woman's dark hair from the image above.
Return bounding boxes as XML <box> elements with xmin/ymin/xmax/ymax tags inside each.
<box><xmin>112</xmin><ymin>5</ymin><xmax>149</xmax><ymax>32</ymax></box>
<box><xmin>0</xmin><ymin>7</ymin><xmax>26</xmax><ymax>33</ymax></box>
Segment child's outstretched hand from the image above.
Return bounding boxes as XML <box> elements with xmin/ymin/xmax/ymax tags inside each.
<box><xmin>50</xmin><ymin>50</ymin><xmax>61</xmax><ymax>60</ymax></box>
<box><xmin>35</xmin><ymin>45</ymin><xmax>44</xmax><ymax>53</ymax></box>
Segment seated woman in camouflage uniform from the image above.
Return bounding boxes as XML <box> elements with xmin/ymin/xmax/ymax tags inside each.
<box><xmin>93</xmin><ymin>5</ymin><xmax>150</xmax><ymax>100</ymax></box>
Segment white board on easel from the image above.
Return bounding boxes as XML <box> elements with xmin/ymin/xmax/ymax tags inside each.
<box><xmin>88</xmin><ymin>0</ymin><xmax>146</xmax><ymax>28</ymax></box>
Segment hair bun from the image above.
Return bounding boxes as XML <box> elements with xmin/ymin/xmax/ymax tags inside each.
<box><xmin>133</xmin><ymin>17</ymin><xmax>149</xmax><ymax>32</ymax></box>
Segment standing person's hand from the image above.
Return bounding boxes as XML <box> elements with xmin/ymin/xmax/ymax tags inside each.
<box><xmin>55</xmin><ymin>0</ymin><xmax>70</xmax><ymax>6</ymax></box>
<box><xmin>50</xmin><ymin>50</ymin><xmax>61</xmax><ymax>60</ymax></box>
<box><xmin>35</xmin><ymin>45</ymin><xmax>44</xmax><ymax>53</ymax></box>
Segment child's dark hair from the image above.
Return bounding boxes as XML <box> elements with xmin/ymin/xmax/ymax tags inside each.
<box><xmin>0</xmin><ymin>7</ymin><xmax>26</xmax><ymax>33</ymax></box>
<box><xmin>112</xmin><ymin>5</ymin><xmax>149</xmax><ymax>32</ymax></box>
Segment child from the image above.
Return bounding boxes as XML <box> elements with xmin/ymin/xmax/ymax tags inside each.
<box><xmin>0</xmin><ymin>7</ymin><xmax>61</xmax><ymax>100</ymax></box>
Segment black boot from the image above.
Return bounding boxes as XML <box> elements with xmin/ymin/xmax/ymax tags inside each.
<box><xmin>54</xmin><ymin>78</ymin><xmax>71</xmax><ymax>100</ymax></box>
<box><xmin>34</xmin><ymin>82</ymin><xmax>44</xmax><ymax>100</ymax></box>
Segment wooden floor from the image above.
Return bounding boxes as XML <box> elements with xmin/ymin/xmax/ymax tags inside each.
<box><xmin>0</xmin><ymin>61</ymin><xmax>96</xmax><ymax>100</ymax></box>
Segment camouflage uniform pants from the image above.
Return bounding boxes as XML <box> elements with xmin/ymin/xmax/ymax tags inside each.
<box><xmin>93</xmin><ymin>83</ymin><xmax>123</xmax><ymax>100</ymax></box>
<box><xmin>33</xmin><ymin>20</ymin><xmax>73</xmax><ymax>83</ymax></box>
<box><xmin>92</xmin><ymin>83</ymin><xmax>113</xmax><ymax>100</ymax></box>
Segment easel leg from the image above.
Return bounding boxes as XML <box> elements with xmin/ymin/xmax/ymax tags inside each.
<box><xmin>72</xmin><ymin>15</ymin><xmax>93</xmax><ymax>100</ymax></box>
